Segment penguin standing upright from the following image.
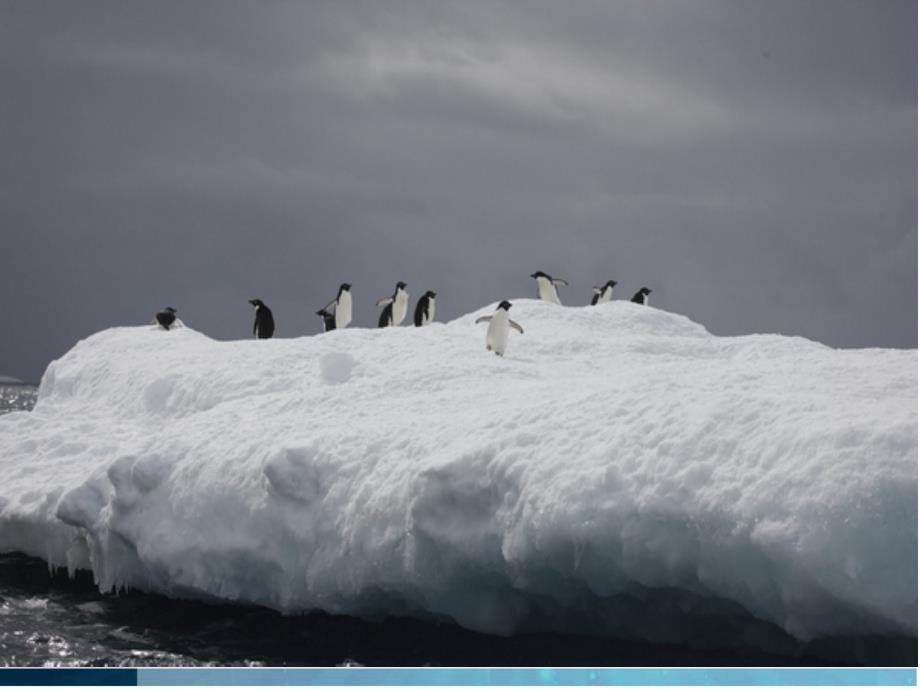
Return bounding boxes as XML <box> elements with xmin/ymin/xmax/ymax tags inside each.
<box><xmin>530</xmin><ymin>271</ymin><xmax>568</xmax><ymax>305</ymax></box>
<box><xmin>155</xmin><ymin>307</ymin><xmax>178</xmax><ymax>330</ymax></box>
<box><xmin>631</xmin><ymin>287</ymin><xmax>652</xmax><ymax>305</ymax></box>
<box><xmin>590</xmin><ymin>287</ymin><xmax>602</xmax><ymax>306</ymax></box>
<box><xmin>475</xmin><ymin>300</ymin><xmax>524</xmax><ymax>357</ymax></box>
<box><xmin>376</xmin><ymin>282</ymin><xmax>409</xmax><ymax>327</ymax></box>
<box><xmin>322</xmin><ymin>283</ymin><xmax>353</xmax><ymax>330</ymax></box>
<box><xmin>249</xmin><ymin>299</ymin><xmax>275</xmax><ymax>338</ymax></box>
<box><xmin>413</xmin><ymin>291</ymin><xmax>437</xmax><ymax>327</ymax></box>
<box><xmin>316</xmin><ymin>308</ymin><xmax>336</xmax><ymax>332</ymax></box>
<box><xmin>592</xmin><ymin>280</ymin><xmax>617</xmax><ymax>305</ymax></box>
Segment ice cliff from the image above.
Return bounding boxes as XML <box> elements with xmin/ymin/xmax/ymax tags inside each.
<box><xmin>0</xmin><ymin>300</ymin><xmax>915</xmax><ymax>644</ymax></box>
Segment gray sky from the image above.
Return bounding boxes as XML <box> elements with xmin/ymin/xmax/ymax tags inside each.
<box><xmin>1</xmin><ymin>0</ymin><xmax>916</xmax><ymax>382</ymax></box>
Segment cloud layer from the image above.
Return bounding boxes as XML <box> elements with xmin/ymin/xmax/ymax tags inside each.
<box><xmin>1</xmin><ymin>0</ymin><xmax>916</xmax><ymax>381</ymax></box>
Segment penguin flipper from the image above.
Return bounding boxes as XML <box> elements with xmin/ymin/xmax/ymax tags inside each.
<box><xmin>475</xmin><ymin>316</ymin><xmax>493</xmax><ymax>324</ymax></box>
<box><xmin>553</xmin><ymin>278</ymin><xmax>569</xmax><ymax>287</ymax></box>
<box><xmin>378</xmin><ymin>304</ymin><xmax>393</xmax><ymax>328</ymax></box>
<box><xmin>376</xmin><ymin>297</ymin><xmax>394</xmax><ymax>307</ymax></box>
<box><xmin>509</xmin><ymin>319</ymin><xmax>524</xmax><ymax>334</ymax></box>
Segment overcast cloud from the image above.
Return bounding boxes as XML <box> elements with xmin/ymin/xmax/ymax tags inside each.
<box><xmin>0</xmin><ymin>0</ymin><xmax>916</xmax><ymax>382</ymax></box>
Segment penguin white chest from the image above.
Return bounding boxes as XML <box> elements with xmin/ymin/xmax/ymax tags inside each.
<box><xmin>643</xmin><ymin>294</ymin><xmax>650</xmax><ymax>306</ymax></box>
<box><xmin>425</xmin><ymin>298</ymin><xmax>435</xmax><ymax>324</ymax></box>
<box><xmin>536</xmin><ymin>276</ymin><xmax>560</xmax><ymax>304</ymax></box>
<box><xmin>393</xmin><ymin>290</ymin><xmax>409</xmax><ymax>325</ymax></box>
<box><xmin>335</xmin><ymin>292</ymin><xmax>353</xmax><ymax>329</ymax></box>
<box><xmin>600</xmin><ymin>287</ymin><xmax>613</xmax><ymax>303</ymax></box>
<box><xmin>487</xmin><ymin>311</ymin><xmax>510</xmax><ymax>355</ymax></box>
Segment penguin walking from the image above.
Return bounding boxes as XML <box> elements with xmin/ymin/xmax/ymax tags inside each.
<box><xmin>316</xmin><ymin>308</ymin><xmax>336</xmax><ymax>332</ymax></box>
<box><xmin>592</xmin><ymin>280</ymin><xmax>617</xmax><ymax>305</ymax></box>
<box><xmin>321</xmin><ymin>283</ymin><xmax>353</xmax><ymax>330</ymax></box>
<box><xmin>249</xmin><ymin>299</ymin><xmax>275</xmax><ymax>339</ymax></box>
<box><xmin>475</xmin><ymin>300</ymin><xmax>524</xmax><ymax>357</ymax></box>
<box><xmin>413</xmin><ymin>291</ymin><xmax>437</xmax><ymax>327</ymax></box>
<box><xmin>631</xmin><ymin>287</ymin><xmax>652</xmax><ymax>306</ymax></box>
<box><xmin>376</xmin><ymin>282</ymin><xmax>409</xmax><ymax>327</ymax></box>
<box><xmin>530</xmin><ymin>271</ymin><xmax>568</xmax><ymax>305</ymax></box>
<box><xmin>155</xmin><ymin>307</ymin><xmax>178</xmax><ymax>330</ymax></box>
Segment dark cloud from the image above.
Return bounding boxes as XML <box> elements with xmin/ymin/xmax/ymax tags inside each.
<box><xmin>0</xmin><ymin>0</ymin><xmax>916</xmax><ymax>381</ymax></box>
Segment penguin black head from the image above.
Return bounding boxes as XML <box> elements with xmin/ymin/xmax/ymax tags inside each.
<box><xmin>396</xmin><ymin>281</ymin><xmax>407</xmax><ymax>290</ymax></box>
<box><xmin>640</xmin><ymin>287</ymin><xmax>652</xmax><ymax>295</ymax></box>
<box><xmin>530</xmin><ymin>271</ymin><xmax>549</xmax><ymax>279</ymax></box>
<box><xmin>249</xmin><ymin>299</ymin><xmax>265</xmax><ymax>308</ymax></box>
<box><xmin>605</xmin><ymin>280</ymin><xmax>618</xmax><ymax>288</ymax></box>
<box><xmin>424</xmin><ymin>290</ymin><xmax>437</xmax><ymax>299</ymax></box>
<box><xmin>498</xmin><ymin>300</ymin><xmax>512</xmax><ymax>311</ymax></box>
<box><xmin>340</xmin><ymin>283</ymin><xmax>351</xmax><ymax>292</ymax></box>
<box><xmin>155</xmin><ymin>307</ymin><xmax>178</xmax><ymax>330</ymax></box>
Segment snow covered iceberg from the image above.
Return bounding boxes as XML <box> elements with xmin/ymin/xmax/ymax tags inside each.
<box><xmin>0</xmin><ymin>300</ymin><xmax>916</xmax><ymax>645</ymax></box>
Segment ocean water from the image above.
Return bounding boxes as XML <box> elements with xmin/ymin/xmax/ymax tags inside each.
<box><xmin>0</xmin><ymin>385</ymin><xmax>38</xmax><ymax>415</ymax></box>
<box><xmin>0</xmin><ymin>386</ymin><xmax>914</xmax><ymax>667</ymax></box>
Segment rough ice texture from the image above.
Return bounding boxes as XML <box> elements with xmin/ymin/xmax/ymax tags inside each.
<box><xmin>0</xmin><ymin>300</ymin><xmax>916</xmax><ymax>644</ymax></box>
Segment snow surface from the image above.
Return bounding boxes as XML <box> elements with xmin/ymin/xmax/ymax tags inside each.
<box><xmin>0</xmin><ymin>300</ymin><xmax>916</xmax><ymax>644</ymax></box>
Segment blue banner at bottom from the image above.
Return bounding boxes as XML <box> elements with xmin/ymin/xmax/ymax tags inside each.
<box><xmin>0</xmin><ymin>667</ymin><xmax>915</xmax><ymax>686</ymax></box>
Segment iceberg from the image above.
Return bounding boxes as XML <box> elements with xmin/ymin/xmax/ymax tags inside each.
<box><xmin>0</xmin><ymin>300</ymin><xmax>915</xmax><ymax>645</ymax></box>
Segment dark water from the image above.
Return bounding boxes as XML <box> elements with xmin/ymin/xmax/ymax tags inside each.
<box><xmin>0</xmin><ymin>384</ymin><xmax>38</xmax><ymax>415</ymax></box>
<box><xmin>0</xmin><ymin>387</ymin><xmax>915</xmax><ymax>667</ymax></box>
<box><xmin>2</xmin><ymin>553</ymin><xmax>914</xmax><ymax>668</ymax></box>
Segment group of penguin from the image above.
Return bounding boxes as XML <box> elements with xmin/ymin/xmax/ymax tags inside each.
<box><xmin>154</xmin><ymin>272</ymin><xmax>653</xmax><ymax>357</ymax></box>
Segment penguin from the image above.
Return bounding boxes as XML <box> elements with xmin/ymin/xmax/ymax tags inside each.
<box><xmin>475</xmin><ymin>300</ymin><xmax>524</xmax><ymax>357</ymax></box>
<box><xmin>530</xmin><ymin>271</ymin><xmax>568</xmax><ymax>305</ymax></box>
<box><xmin>316</xmin><ymin>308</ymin><xmax>336</xmax><ymax>332</ymax></box>
<box><xmin>376</xmin><ymin>281</ymin><xmax>409</xmax><ymax>327</ymax></box>
<box><xmin>321</xmin><ymin>283</ymin><xmax>353</xmax><ymax>330</ymax></box>
<box><xmin>155</xmin><ymin>307</ymin><xmax>177</xmax><ymax>330</ymax></box>
<box><xmin>631</xmin><ymin>287</ymin><xmax>652</xmax><ymax>306</ymax></box>
<box><xmin>592</xmin><ymin>280</ymin><xmax>617</xmax><ymax>305</ymax></box>
<box><xmin>590</xmin><ymin>287</ymin><xmax>602</xmax><ymax>306</ymax></box>
<box><xmin>249</xmin><ymin>299</ymin><xmax>275</xmax><ymax>339</ymax></box>
<box><xmin>413</xmin><ymin>291</ymin><xmax>437</xmax><ymax>327</ymax></box>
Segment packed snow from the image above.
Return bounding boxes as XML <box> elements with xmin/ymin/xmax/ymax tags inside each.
<box><xmin>0</xmin><ymin>300</ymin><xmax>915</xmax><ymax>645</ymax></box>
